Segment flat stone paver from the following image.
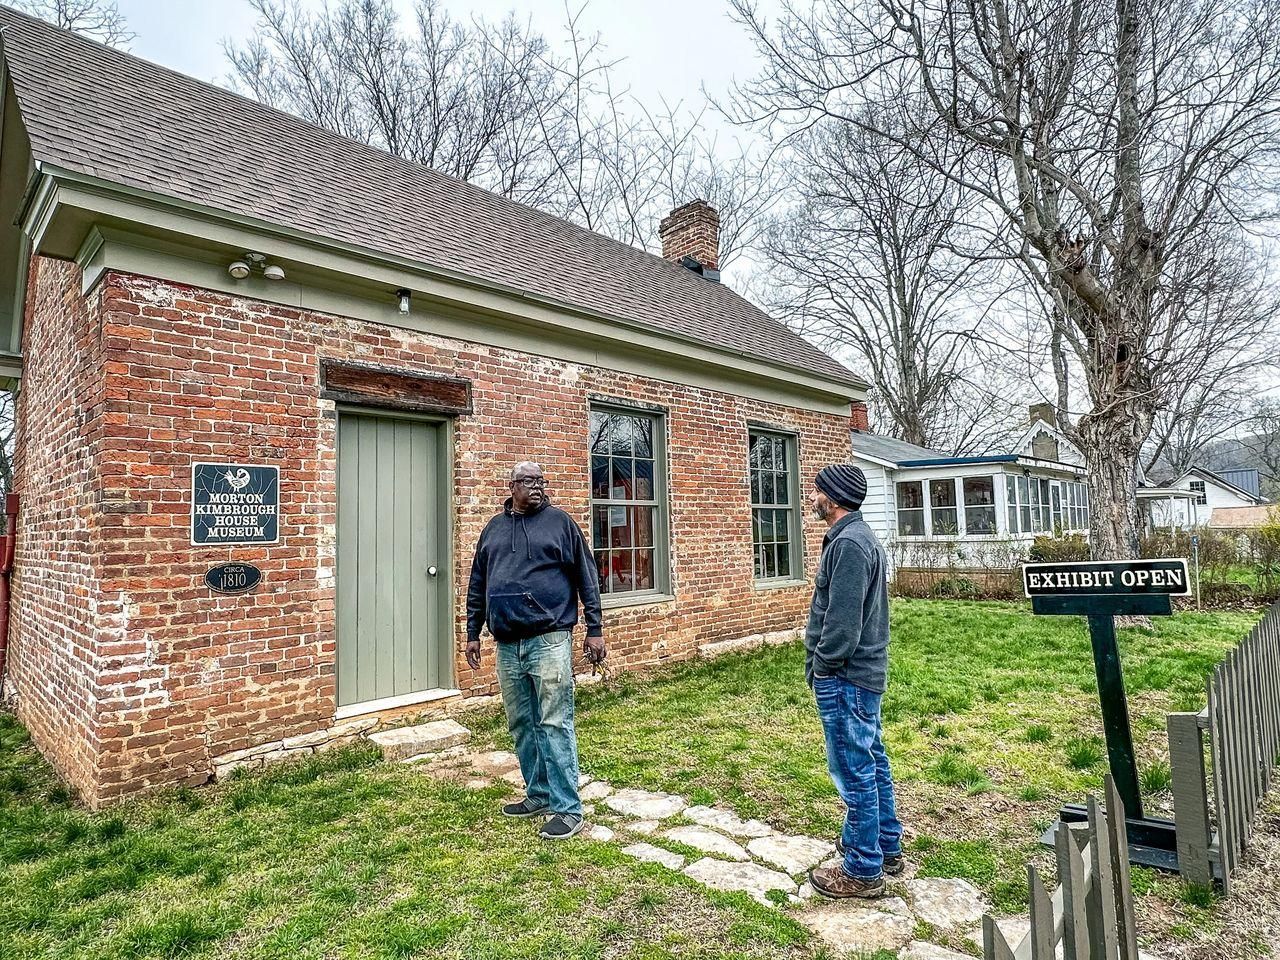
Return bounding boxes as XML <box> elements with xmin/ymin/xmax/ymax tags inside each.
<box><xmin>662</xmin><ymin>826</ymin><xmax>749</xmax><ymax>861</ymax></box>
<box><xmin>463</xmin><ymin>750</ymin><xmax>520</xmax><ymax>777</ymax></box>
<box><xmin>802</xmin><ymin>900</ymin><xmax>915</xmax><ymax>953</ymax></box>
<box><xmin>962</xmin><ymin>915</ymin><xmax>1030</xmax><ymax>953</ymax></box>
<box><xmin>622</xmin><ymin>842</ymin><xmax>685</xmax><ymax>870</ymax></box>
<box><xmin>902</xmin><ymin>941</ymin><xmax>975</xmax><ymax>960</ymax></box>
<box><xmin>683</xmin><ymin>858</ymin><xmax>797</xmax><ymax>905</ymax></box>
<box><xmin>746</xmin><ymin>834</ymin><xmax>834</xmax><ymax>875</ymax></box>
<box><xmin>624</xmin><ymin>820</ymin><xmax>660</xmax><ymax>835</ymax></box>
<box><xmin>586</xmin><ymin>825</ymin><xmax>615</xmax><ymax>842</ymax></box>
<box><xmin>683</xmin><ymin>805</ymin><xmax>775</xmax><ymax>838</ymax></box>
<box><xmin>370</xmin><ymin>719</ymin><xmax>470</xmax><ymax>761</ymax></box>
<box><xmin>906</xmin><ymin>877</ymin><xmax>987</xmax><ymax>931</ymax></box>
<box><xmin>580</xmin><ymin>780</ymin><xmax>614</xmax><ymax>801</ymax></box>
<box><xmin>602</xmin><ymin>788</ymin><xmax>687</xmax><ymax>820</ymax></box>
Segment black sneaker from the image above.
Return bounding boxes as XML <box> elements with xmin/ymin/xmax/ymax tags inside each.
<box><xmin>502</xmin><ymin>797</ymin><xmax>550</xmax><ymax>818</ymax></box>
<box><xmin>538</xmin><ymin>813</ymin><xmax>585</xmax><ymax>840</ymax></box>
<box><xmin>835</xmin><ymin>837</ymin><xmax>906</xmax><ymax>876</ymax></box>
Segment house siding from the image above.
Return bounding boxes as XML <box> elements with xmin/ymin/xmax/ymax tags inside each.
<box><xmin>6</xmin><ymin>262</ymin><xmax>849</xmax><ymax>804</ymax></box>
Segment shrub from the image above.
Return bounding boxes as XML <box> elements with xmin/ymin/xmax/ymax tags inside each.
<box><xmin>931</xmin><ymin>577</ymin><xmax>980</xmax><ymax>599</ymax></box>
<box><xmin>1028</xmin><ymin>533</ymin><xmax>1091</xmax><ymax>563</ymax></box>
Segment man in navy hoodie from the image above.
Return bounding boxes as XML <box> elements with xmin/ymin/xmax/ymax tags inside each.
<box><xmin>466</xmin><ymin>461</ymin><xmax>605</xmax><ymax>840</ymax></box>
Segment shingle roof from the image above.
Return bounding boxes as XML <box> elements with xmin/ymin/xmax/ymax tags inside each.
<box><xmin>0</xmin><ymin>7</ymin><xmax>860</xmax><ymax>388</ymax></box>
<box><xmin>851</xmin><ymin>432</ymin><xmax>948</xmax><ymax>465</ymax></box>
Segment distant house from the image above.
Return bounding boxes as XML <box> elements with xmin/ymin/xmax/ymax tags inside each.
<box><xmin>1147</xmin><ymin>467</ymin><xmax>1268</xmax><ymax>529</ymax></box>
<box><xmin>1208</xmin><ymin>505</ymin><xmax>1277</xmax><ymax>531</ymax></box>
<box><xmin>851</xmin><ymin>407</ymin><xmax>1094</xmax><ymax>576</ymax></box>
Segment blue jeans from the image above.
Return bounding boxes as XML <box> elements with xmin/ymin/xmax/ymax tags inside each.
<box><xmin>813</xmin><ymin>674</ymin><xmax>903</xmax><ymax>879</ymax></box>
<box><xmin>495</xmin><ymin>630</ymin><xmax>582</xmax><ymax>816</ymax></box>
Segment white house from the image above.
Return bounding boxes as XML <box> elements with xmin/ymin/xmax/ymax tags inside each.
<box><xmin>852</xmin><ymin>410</ymin><xmax>1095</xmax><ymax>575</ymax></box>
<box><xmin>1147</xmin><ymin>466</ymin><xmax>1267</xmax><ymax>529</ymax></box>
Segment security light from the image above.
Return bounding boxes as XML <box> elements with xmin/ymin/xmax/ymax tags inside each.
<box><xmin>397</xmin><ymin>289</ymin><xmax>411</xmax><ymax>315</ymax></box>
<box><xmin>227</xmin><ymin>260</ymin><xmax>251</xmax><ymax>280</ymax></box>
<box><xmin>263</xmin><ymin>264</ymin><xmax>286</xmax><ymax>281</ymax></box>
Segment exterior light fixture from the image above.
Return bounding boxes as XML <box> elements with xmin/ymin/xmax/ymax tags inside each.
<box><xmin>227</xmin><ymin>252</ymin><xmax>285</xmax><ymax>281</ymax></box>
<box><xmin>396</xmin><ymin>289</ymin><xmax>411</xmax><ymax>315</ymax></box>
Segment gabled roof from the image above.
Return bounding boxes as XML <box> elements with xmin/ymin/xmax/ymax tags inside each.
<box><xmin>0</xmin><ymin>6</ymin><xmax>861</xmax><ymax>389</ymax></box>
<box><xmin>1177</xmin><ymin>466</ymin><xmax>1266</xmax><ymax>505</ymax></box>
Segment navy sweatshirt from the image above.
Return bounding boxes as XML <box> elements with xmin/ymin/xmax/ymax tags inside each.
<box><xmin>804</xmin><ymin>510</ymin><xmax>891</xmax><ymax>693</ymax></box>
<box><xmin>466</xmin><ymin>499</ymin><xmax>604</xmax><ymax>643</ymax></box>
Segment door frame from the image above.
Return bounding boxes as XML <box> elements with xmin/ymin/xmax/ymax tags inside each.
<box><xmin>333</xmin><ymin>403</ymin><xmax>457</xmax><ymax>719</ymax></box>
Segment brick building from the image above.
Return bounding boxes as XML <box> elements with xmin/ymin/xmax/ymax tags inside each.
<box><xmin>0</xmin><ymin>10</ymin><xmax>865</xmax><ymax>804</ymax></box>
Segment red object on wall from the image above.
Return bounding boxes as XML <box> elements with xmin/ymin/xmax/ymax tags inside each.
<box><xmin>0</xmin><ymin>493</ymin><xmax>18</xmax><ymax>686</ymax></box>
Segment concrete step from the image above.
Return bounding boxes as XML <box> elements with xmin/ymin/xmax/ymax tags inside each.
<box><xmin>368</xmin><ymin>718</ymin><xmax>470</xmax><ymax>761</ymax></box>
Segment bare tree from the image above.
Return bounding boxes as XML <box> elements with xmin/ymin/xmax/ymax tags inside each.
<box><xmin>226</xmin><ymin>0</ymin><xmax>773</xmax><ymax>269</ymax></box>
<box><xmin>1241</xmin><ymin>400</ymin><xmax>1280</xmax><ymax>499</ymax></box>
<box><xmin>14</xmin><ymin>0</ymin><xmax>131</xmax><ymax>43</ymax></box>
<box><xmin>730</xmin><ymin>0</ymin><xmax>1280</xmax><ymax>559</ymax></box>
<box><xmin>760</xmin><ymin>114</ymin><xmax>1003</xmax><ymax>450</ymax></box>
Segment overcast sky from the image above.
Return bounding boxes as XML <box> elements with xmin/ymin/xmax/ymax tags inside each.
<box><xmin>112</xmin><ymin>0</ymin><xmax>761</xmax><ymax>127</ymax></box>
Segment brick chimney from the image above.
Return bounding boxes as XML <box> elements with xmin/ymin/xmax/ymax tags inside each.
<box><xmin>850</xmin><ymin>400</ymin><xmax>870</xmax><ymax>433</ymax></box>
<box><xmin>660</xmin><ymin>200</ymin><xmax>720</xmax><ymax>275</ymax></box>
<box><xmin>1029</xmin><ymin>402</ymin><xmax>1056</xmax><ymax>426</ymax></box>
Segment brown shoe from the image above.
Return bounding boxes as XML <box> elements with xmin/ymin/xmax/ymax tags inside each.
<box><xmin>808</xmin><ymin>863</ymin><xmax>886</xmax><ymax>900</ymax></box>
<box><xmin>835</xmin><ymin>837</ymin><xmax>906</xmax><ymax>876</ymax></box>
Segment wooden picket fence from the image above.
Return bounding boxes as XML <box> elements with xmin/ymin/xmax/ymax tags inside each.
<box><xmin>1168</xmin><ymin>599</ymin><xmax>1280</xmax><ymax>894</ymax></box>
<box><xmin>983</xmin><ymin>775</ymin><xmax>1138</xmax><ymax>960</ymax></box>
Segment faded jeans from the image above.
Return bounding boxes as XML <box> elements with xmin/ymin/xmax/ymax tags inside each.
<box><xmin>814</xmin><ymin>674</ymin><xmax>903</xmax><ymax>879</ymax></box>
<box><xmin>495</xmin><ymin>630</ymin><xmax>582</xmax><ymax>816</ymax></box>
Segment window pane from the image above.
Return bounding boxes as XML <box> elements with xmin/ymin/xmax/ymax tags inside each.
<box><xmin>930</xmin><ymin>479</ymin><xmax>957</xmax><ymax>507</ymax></box>
<box><xmin>774</xmin><ymin>471</ymin><xmax>789</xmax><ymax>506</ymax></box>
<box><xmin>633</xmin><ymin>418</ymin><xmax>653</xmax><ymax>458</ymax></box>
<box><xmin>932</xmin><ymin>508</ymin><xmax>958</xmax><ymax>536</ymax></box>
<box><xmin>752</xmin><ymin>509</ymin><xmax>762</xmax><ymax>545</ymax></box>
<box><xmin>761</xmin><ymin>471</ymin><xmax>776</xmax><ymax>505</ymax></box>
<box><xmin>634</xmin><ymin>549</ymin><xmax>655</xmax><ymax>590</ymax></box>
<box><xmin>758</xmin><ymin>437</ymin><xmax>775</xmax><ymax>470</ymax></box>
<box><xmin>1006</xmin><ymin>476</ymin><xmax>1018</xmax><ymax>533</ymax></box>
<box><xmin>595</xmin><ymin>550</ymin><xmax>611</xmax><ymax>594</ymax></box>
<box><xmin>776</xmin><ymin>541</ymin><xmax>791</xmax><ymax>578</ymax></box>
<box><xmin>609</xmin><ymin>506</ymin><xmax>631</xmax><ymax>547</ymax></box>
<box><xmin>634</xmin><ymin>459</ymin><xmax>654</xmax><ymax>500</ymax></box>
<box><xmin>753</xmin><ymin>544</ymin><xmax>764</xmax><ymax>578</ymax></box>
<box><xmin>591</xmin><ymin>456</ymin><xmax>610</xmax><ymax>499</ymax></box>
<box><xmin>634</xmin><ymin>506</ymin><xmax>655</xmax><ymax>547</ymax></box>
<box><xmin>589</xmin><ymin>411</ymin><xmax>609</xmax><ymax>453</ymax></box>
<box><xmin>963</xmin><ymin>476</ymin><xmax>994</xmax><ymax>506</ymax></box>
<box><xmin>610</xmin><ymin>458</ymin><xmax>634</xmax><ymax>498</ymax></box>
<box><xmin>968</xmin><ymin>506</ymin><xmax>996</xmax><ymax>535</ymax></box>
<box><xmin>898</xmin><ymin>509</ymin><xmax>925</xmax><ymax>537</ymax></box>
<box><xmin>608</xmin><ymin>549</ymin><xmax>634</xmax><ymax>592</ymax></box>
<box><xmin>748</xmin><ymin>435</ymin><xmax>764</xmax><ymax>470</ymax></box>
<box><xmin>761</xmin><ymin>543</ymin><xmax>776</xmax><ymax>579</ymax></box>
<box><xmin>897</xmin><ymin>481</ymin><xmax>924</xmax><ymax>510</ymax></box>
<box><xmin>592</xmin><ymin>506</ymin><xmax>609</xmax><ymax>549</ymax></box>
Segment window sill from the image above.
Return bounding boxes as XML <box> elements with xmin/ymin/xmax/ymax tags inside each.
<box><xmin>601</xmin><ymin>592</ymin><xmax>676</xmax><ymax>611</ymax></box>
<box><xmin>752</xmin><ymin>577</ymin><xmax>809</xmax><ymax>591</ymax></box>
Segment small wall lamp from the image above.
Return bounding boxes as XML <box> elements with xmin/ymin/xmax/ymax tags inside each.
<box><xmin>227</xmin><ymin>252</ymin><xmax>286</xmax><ymax>282</ymax></box>
<box><xmin>396</xmin><ymin>289</ymin><xmax>412</xmax><ymax>315</ymax></box>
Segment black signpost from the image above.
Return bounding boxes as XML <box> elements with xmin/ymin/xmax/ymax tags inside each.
<box><xmin>1024</xmin><ymin>557</ymin><xmax>1191</xmax><ymax>872</ymax></box>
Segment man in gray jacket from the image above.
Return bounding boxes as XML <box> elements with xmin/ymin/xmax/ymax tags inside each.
<box><xmin>804</xmin><ymin>463</ymin><xmax>905</xmax><ymax>899</ymax></box>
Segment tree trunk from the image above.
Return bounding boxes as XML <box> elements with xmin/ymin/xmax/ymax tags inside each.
<box><xmin>1079</xmin><ymin>404</ymin><xmax>1151</xmax><ymax>560</ymax></box>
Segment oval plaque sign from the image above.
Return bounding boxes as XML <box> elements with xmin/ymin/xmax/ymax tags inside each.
<box><xmin>205</xmin><ymin>562</ymin><xmax>263</xmax><ymax>595</ymax></box>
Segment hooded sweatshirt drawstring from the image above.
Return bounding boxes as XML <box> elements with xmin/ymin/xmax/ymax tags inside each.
<box><xmin>509</xmin><ymin>512</ymin><xmax>532</xmax><ymax>558</ymax></box>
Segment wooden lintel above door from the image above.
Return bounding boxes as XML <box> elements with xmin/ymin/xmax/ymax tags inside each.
<box><xmin>320</xmin><ymin>360</ymin><xmax>472</xmax><ymax>416</ymax></box>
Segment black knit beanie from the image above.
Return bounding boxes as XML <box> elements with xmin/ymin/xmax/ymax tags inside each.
<box><xmin>815</xmin><ymin>464</ymin><xmax>868</xmax><ymax>511</ymax></box>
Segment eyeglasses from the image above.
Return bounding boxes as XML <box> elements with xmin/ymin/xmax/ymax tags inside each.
<box><xmin>514</xmin><ymin>477</ymin><xmax>547</xmax><ymax>488</ymax></box>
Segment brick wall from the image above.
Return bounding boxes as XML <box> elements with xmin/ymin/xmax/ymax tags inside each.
<box><xmin>6</xmin><ymin>258</ymin><xmax>107</xmax><ymax>799</ymax></box>
<box><xmin>9</xmin><ymin>264</ymin><xmax>850</xmax><ymax>803</ymax></box>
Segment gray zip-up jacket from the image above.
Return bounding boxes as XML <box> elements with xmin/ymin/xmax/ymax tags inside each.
<box><xmin>804</xmin><ymin>510</ymin><xmax>891</xmax><ymax>692</ymax></box>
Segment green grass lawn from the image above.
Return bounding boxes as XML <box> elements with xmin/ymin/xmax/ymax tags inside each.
<box><xmin>0</xmin><ymin>599</ymin><xmax>1264</xmax><ymax>959</ymax></box>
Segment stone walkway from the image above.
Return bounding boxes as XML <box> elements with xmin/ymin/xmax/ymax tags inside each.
<box><xmin>413</xmin><ymin>745</ymin><xmax>1003</xmax><ymax>958</ymax></box>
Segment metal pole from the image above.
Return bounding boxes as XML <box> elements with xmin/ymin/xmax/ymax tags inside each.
<box><xmin>1087</xmin><ymin>613</ymin><xmax>1145</xmax><ymax>820</ymax></box>
<box><xmin>1192</xmin><ymin>533</ymin><xmax>1201</xmax><ymax>611</ymax></box>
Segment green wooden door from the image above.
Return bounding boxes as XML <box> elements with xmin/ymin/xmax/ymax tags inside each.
<box><xmin>336</xmin><ymin>410</ymin><xmax>451</xmax><ymax>708</ymax></box>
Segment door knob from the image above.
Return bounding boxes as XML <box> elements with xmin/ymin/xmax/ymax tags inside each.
<box><xmin>427</xmin><ymin>565</ymin><xmax>438</xmax><ymax>577</ymax></box>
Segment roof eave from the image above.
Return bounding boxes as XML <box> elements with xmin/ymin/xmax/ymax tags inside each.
<box><xmin>28</xmin><ymin>165</ymin><xmax>868</xmax><ymax>406</ymax></box>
